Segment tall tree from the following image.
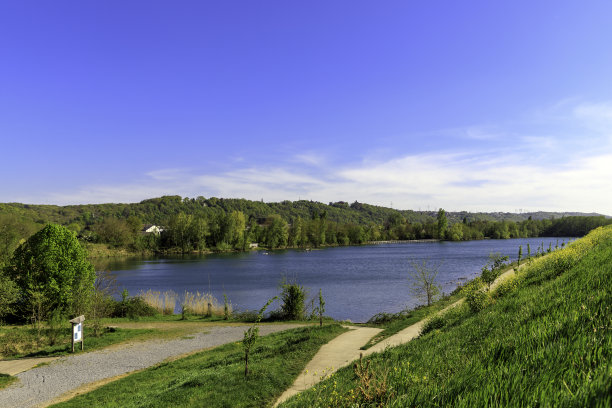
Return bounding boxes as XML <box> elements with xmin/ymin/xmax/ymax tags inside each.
<box><xmin>6</xmin><ymin>224</ymin><xmax>95</xmax><ymax>320</ymax></box>
<box><xmin>265</xmin><ymin>215</ymin><xmax>289</xmax><ymax>248</ymax></box>
<box><xmin>437</xmin><ymin>208</ymin><xmax>448</xmax><ymax>240</ymax></box>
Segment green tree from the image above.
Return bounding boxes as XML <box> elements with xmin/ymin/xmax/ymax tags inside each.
<box><xmin>190</xmin><ymin>216</ymin><xmax>209</xmax><ymax>251</ymax></box>
<box><xmin>518</xmin><ymin>245</ymin><xmax>522</xmax><ymax>266</ymax></box>
<box><xmin>0</xmin><ymin>214</ymin><xmax>38</xmax><ymax>267</ymax></box>
<box><xmin>227</xmin><ymin>211</ymin><xmax>246</xmax><ymax>249</ymax></box>
<box><xmin>92</xmin><ymin>217</ymin><xmax>134</xmax><ymax>247</ymax></box>
<box><xmin>6</xmin><ymin>224</ymin><xmax>96</xmax><ymax>321</ymax></box>
<box><xmin>449</xmin><ymin>223</ymin><xmax>464</xmax><ymax>241</ymax></box>
<box><xmin>437</xmin><ymin>208</ymin><xmax>448</xmax><ymax>240</ymax></box>
<box><xmin>0</xmin><ymin>270</ymin><xmax>18</xmax><ymax>320</ymax></box>
<box><xmin>265</xmin><ymin>215</ymin><xmax>289</xmax><ymax>248</ymax></box>
<box><xmin>288</xmin><ymin>216</ymin><xmax>304</xmax><ymax>247</ymax></box>
<box><xmin>408</xmin><ymin>260</ymin><xmax>441</xmax><ymax>306</ymax></box>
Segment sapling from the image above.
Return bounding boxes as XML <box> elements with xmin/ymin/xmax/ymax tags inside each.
<box><xmin>481</xmin><ymin>253</ymin><xmax>509</xmax><ymax>290</ymax></box>
<box><xmin>243</xmin><ymin>296</ymin><xmax>277</xmax><ymax>378</ymax></box>
<box><xmin>317</xmin><ymin>289</ymin><xmax>325</xmax><ymax>327</ymax></box>
<box><xmin>517</xmin><ymin>245</ymin><xmax>522</xmax><ymax>267</ymax></box>
<box><xmin>527</xmin><ymin>243</ymin><xmax>531</xmax><ymax>259</ymax></box>
<box><xmin>180</xmin><ymin>304</ymin><xmax>189</xmax><ymax>320</ymax></box>
<box><xmin>223</xmin><ymin>293</ymin><xmax>230</xmax><ymax>320</ymax></box>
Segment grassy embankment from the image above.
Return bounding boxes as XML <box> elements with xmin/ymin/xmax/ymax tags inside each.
<box><xmin>360</xmin><ymin>261</ymin><xmax>522</xmax><ymax>349</ymax></box>
<box><xmin>50</xmin><ymin>324</ymin><xmax>347</xmax><ymax>408</ymax></box>
<box><xmin>360</xmin><ymin>290</ymin><xmax>466</xmax><ymax>350</ymax></box>
<box><xmin>280</xmin><ymin>225</ymin><xmax>612</xmax><ymax>407</ymax></box>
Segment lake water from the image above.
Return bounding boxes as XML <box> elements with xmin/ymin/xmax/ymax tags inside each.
<box><xmin>101</xmin><ymin>237</ymin><xmax>573</xmax><ymax>322</ymax></box>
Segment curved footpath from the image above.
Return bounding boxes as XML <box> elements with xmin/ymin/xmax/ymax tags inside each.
<box><xmin>274</xmin><ymin>265</ymin><xmax>519</xmax><ymax>406</ymax></box>
<box><xmin>0</xmin><ymin>324</ymin><xmax>303</xmax><ymax>408</ymax></box>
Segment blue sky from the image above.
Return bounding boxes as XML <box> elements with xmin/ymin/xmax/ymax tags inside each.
<box><xmin>1</xmin><ymin>1</ymin><xmax>611</xmax><ymax>214</ymax></box>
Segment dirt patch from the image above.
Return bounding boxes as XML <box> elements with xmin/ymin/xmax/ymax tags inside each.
<box><xmin>0</xmin><ymin>357</ymin><xmax>59</xmax><ymax>376</ymax></box>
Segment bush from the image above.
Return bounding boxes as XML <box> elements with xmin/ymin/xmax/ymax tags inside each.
<box><xmin>421</xmin><ymin>315</ymin><xmax>446</xmax><ymax>336</ymax></box>
<box><xmin>466</xmin><ymin>288</ymin><xmax>489</xmax><ymax>313</ymax></box>
<box><xmin>493</xmin><ymin>276</ymin><xmax>519</xmax><ymax>299</ymax></box>
<box><xmin>280</xmin><ymin>281</ymin><xmax>306</xmax><ymax>320</ymax></box>
<box><xmin>112</xmin><ymin>297</ymin><xmax>158</xmax><ymax>318</ymax></box>
<box><xmin>232</xmin><ymin>309</ymin><xmax>259</xmax><ymax>322</ymax></box>
<box><xmin>452</xmin><ymin>277</ymin><xmax>484</xmax><ymax>296</ymax></box>
<box><xmin>367</xmin><ymin>310</ymin><xmax>414</xmax><ymax>325</ymax></box>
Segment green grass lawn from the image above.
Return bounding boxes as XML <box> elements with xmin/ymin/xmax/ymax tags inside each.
<box><xmin>281</xmin><ymin>226</ymin><xmax>612</xmax><ymax>407</ymax></box>
<box><xmin>50</xmin><ymin>324</ymin><xmax>347</xmax><ymax>408</ymax></box>
<box><xmin>0</xmin><ymin>326</ymin><xmax>158</xmax><ymax>359</ymax></box>
<box><xmin>0</xmin><ymin>373</ymin><xmax>17</xmax><ymax>390</ymax></box>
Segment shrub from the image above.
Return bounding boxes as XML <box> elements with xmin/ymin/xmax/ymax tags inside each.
<box><xmin>232</xmin><ymin>309</ymin><xmax>259</xmax><ymax>322</ymax></box>
<box><xmin>420</xmin><ymin>314</ymin><xmax>446</xmax><ymax>336</ymax></box>
<box><xmin>280</xmin><ymin>281</ymin><xmax>306</xmax><ymax>320</ymax></box>
<box><xmin>493</xmin><ymin>276</ymin><xmax>519</xmax><ymax>299</ymax></box>
<box><xmin>112</xmin><ymin>296</ymin><xmax>158</xmax><ymax>318</ymax></box>
<box><xmin>466</xmin><ymin>288</ymin><xmax>489</xmax><ymax>313</ymax></box>
<box><xmin>453</xmin><ymin>277</ymin><xmax>484</xmax><ymax>295</ymax></box>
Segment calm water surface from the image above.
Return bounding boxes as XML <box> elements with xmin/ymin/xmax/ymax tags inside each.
<box><xmin>102</xmin><ymin>237</ymin><xmax>572</xmax><ymax>322</ymax></box>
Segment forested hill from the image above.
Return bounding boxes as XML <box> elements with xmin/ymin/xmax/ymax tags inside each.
<box><xmin>0</xmin><ymin>195</ymin><xmax>606</xmax><ymax>228</ymax></box>
<box><xmin>1</xmin><ymin>196</ymin><xmax>610</xmax><ymax>260</ymax></box>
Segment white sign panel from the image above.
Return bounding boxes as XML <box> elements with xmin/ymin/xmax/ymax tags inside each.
<box><xmin>73</xmin><ymin>322</ymin><xmax>82</xmax><ymax>342</ymax></box>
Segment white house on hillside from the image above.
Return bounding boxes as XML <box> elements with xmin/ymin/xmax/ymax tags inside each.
<box><xmin>141</xmin><ymin>224</ymin><xmax>164</xmax><ymax>235</ymax></box>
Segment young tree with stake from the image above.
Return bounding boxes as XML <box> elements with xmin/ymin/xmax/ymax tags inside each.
<box><xmin>408</xmin><ymin>260</ymin><xmax>441</xmax><ymax>307</ymax></box>
<box><xmin>243</xmin><ymin>297</ymin><xmax>276</xmax><ymax>378</ymax></box>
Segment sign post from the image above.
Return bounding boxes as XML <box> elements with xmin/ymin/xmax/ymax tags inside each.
<box><xmin>69</xmin><ymin>315</ymin><xmax>85</xmax><ymax>352</ymax></box>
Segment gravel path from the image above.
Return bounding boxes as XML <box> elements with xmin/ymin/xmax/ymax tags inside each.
<box><xmin>0</xmin><ymin>324</ymin><xmax>302</xmax><ymax>408</ymax></box>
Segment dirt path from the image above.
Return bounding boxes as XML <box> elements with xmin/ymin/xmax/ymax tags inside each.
<box><xmin>0</xmin><ymin>357</ymin><xmax>59</xmax><ymax>377</ymax></box>
<box><xmin>0</xmin><ymin>323</ymin><xmax>303</xmax><ymax>408</ymax></box>
<box><xmin>274</xmin><ymin>326</ymin><xmax>382</xmax><ymax>406</ymax></box>
<box><xmin>275</xmin><ymin>265</ymin><xmax>520</xmax><ymax>406</ymax></box>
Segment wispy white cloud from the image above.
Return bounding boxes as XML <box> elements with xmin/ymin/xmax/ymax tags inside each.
<box><xmin>41</xmin><ymin>100</ymin><xmax>612</xmax><ymax>215</ymax></box>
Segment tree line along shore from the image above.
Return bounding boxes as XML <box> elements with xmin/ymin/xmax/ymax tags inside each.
<box><xmin>1</xmin><ymin>196</ymin><xmax>610</xmax><ymax>262</ymax></box>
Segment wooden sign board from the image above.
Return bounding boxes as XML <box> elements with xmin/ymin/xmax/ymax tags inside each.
<box><xmin>70</xmin><ymin>315</ymin><xmax>85</xmax><ymax>352</ymax></box>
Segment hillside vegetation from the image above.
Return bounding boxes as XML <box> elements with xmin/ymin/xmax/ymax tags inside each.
<box><xmin>281</xmin><ymin>225</ymin><xmax>612</xmax><ymax>407</ymax></box>
<box><xmin>1</xmin><ymin>196</ymin><xmax>609</xmax><ymax>259</ymax></box>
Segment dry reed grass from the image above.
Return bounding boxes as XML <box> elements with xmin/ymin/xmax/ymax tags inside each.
<box><xmin>181</xmin><ymin>291</ymin><xmax>231</xmax><ymax>317</ymax></box>
<box><xmin>138</xmin><ymin>290</ymin><xmax>178</xmax><ymax>315</ymax></box>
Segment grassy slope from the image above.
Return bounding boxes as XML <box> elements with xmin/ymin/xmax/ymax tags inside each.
<box><xmin>51</xmin><ymin>324</ymin><xmax>347</xmax><ymax>408</ymax></box>
<box><xmin>282</xmin><ymin>226</ymin><xmax>612</xmax><ymax>407</ymax></box>
<box><xmin>360</xmin><ymin>291</ymin><xmax>465</xmax><ymax>349</ymax></box>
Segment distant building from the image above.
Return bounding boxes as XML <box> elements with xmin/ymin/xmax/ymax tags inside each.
<box><xmin>141</xmin><ymin>225</ymin><xmax>164</xmax><ymax>235</ymax></box>
<box><xmin>249</xmin><ymin>243</ymin><xmax>259</xmax><ymax>248</ymax></box>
